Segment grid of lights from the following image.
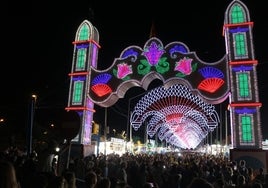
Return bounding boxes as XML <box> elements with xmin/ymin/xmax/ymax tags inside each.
<box><xmin>130</xmin><ymin>84</ymin><xmax>219</xmax><ymax>149</ymax></box>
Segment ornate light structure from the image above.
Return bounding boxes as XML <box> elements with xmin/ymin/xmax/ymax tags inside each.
<box><xmin>66</xmin><ymin>1</ymin><xmax>264</xmax><ymax>163</ymax></box>
<box><xmin>130</xmin><ymin>84</ymin><xmax>219</xmax><ymax>149</ymax></box>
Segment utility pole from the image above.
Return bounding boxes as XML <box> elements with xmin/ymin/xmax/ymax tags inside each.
<box><xmin>27</xmin><ymin>94</ymin><xmax>37</xmax><ymax>157</ymax></box>
<box><xmin>127</xmin><ymin>91</ymin><xmax>148</xmax><ymax>153</ymax></box>
<box><xmin>225</xmin><ymin>110</ymin><xmax>228</xmax><ymax>146</ymax></box>
<box><xmin>104</xmin><ymin>107</ymin><xmax>107</xmax><ymax>155</ymax></box>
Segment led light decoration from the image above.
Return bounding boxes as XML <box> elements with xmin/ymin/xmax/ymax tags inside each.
<box><xmin>235</xmin><ymin>107</ymin><xmax>256</xmax><ymax>114</ymax></box>
<box><xmin>224</xmin><ymin>0</ymin><xmax>262</xmax><ymax>148</ymax></box>
<box><xmin>174</xmin><ymin>57</ymin><xmax>196</xmax><ymax>76</ymax></box>
<box><xmin>66</xmin><ymin>0</ymin><xmax>263</xmax><ymax>154</ymax></box>
<box><xmin>232</xmin><ymin>65</ymin><xmax>253</xmax><ymax>72</ymax></box>
<box><xmin>198</xmin><ymin>67</ymin><xmax>225</xmax><ymax>93</ymax></box>
<box><xmin>198</xmin><ymin>78</ymin><xmax>225</xmax><ymax>93</ymax></box>
<box><xmin>143</xmin><ymin>41</ymin><xmax>165</xmax><ymax>66</ymax></box>
<box><xmin>88</xmin><ymin>37</ymin><xmax>229</xmax><ymax>107</ymax></box>
<box><xmin>130</xmin><ymin>84</ymin><xmax>220</xmax><ymax>149</ymax></box>
<box><xmin>113</xmin><ymin>63</ymin><xmax>133</xmax><ymax>80</ymax></box>
<box><xmin>91</xmin><ymin>73</ymin><xmax>113</xmax><ymax>97</ymax></box>
<box><xmin>65</xmin><ymin>20</ymin><xmax>100</xmax><ymax>144</ymax></box>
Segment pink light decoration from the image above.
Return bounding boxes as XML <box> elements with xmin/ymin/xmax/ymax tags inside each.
<box><xmin>166</xmin><ymin>113</ymin><xmax>183</xmax><ymax>123</ymax></box>
<box><xmin>117</xmin><ymin>63</ymin><xmax>133</xmax><ymax>79</ymax></box>
<box><xmin>83</xmin><ymin>100</ymin><xmax>95</xmax><ymax>144</ymax></box>
<box><xmin>174</xmin><ymin>123</ymin><xmax>185</xmax><ymax>133</ymax></box>
<box><xmin>143</xmin><ymin>42</ymin><xmax>164</xmax><ymax>66</ymax></box>
<box><xmin>174</xmin><ymin>57</ymin><xmax>193</xmax><ymax>75</ymax></box>
<box><xmin>91</xmin><ymin>45</ymin><xmax>98</xmax><ymax>68</ymax></box>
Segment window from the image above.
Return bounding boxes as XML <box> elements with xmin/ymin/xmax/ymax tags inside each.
<box><xmin>234</xmin><ymin>33</ymin><xmax>247</xmax><ymax>57</ymax></box>
<box><xmin>241</xmin><ymin>115</ymin><xmax>253</xmax><ymax>142</ymax></box>
<box><xmin>72</xmin><ymin>81</ymin><xmax>84</xmax><ymax>104</ymax></box>
<box><xmin>236</xmin><ymin>72</ymin><xmax>251</xmax><ymax>100</ymax></box>
<box><xmin>79</xmin><ymin>24</ymin><xmax>90</xmax><ymax>40</ymax></box>
<box><xmin>76</xmin><ymin>48</ymin><xmax>87</xmax><ymax>71</ymax></box>
<box><xmin>231</xmin><ymin>5</ymin><xmax>245</xmax><ymax>24</ymax></box>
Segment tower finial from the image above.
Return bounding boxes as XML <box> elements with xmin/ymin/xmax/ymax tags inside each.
<box><xmin>149</xmin><ymin>20</ymin><xmax>156</xmax><ymax>38</ymax></box>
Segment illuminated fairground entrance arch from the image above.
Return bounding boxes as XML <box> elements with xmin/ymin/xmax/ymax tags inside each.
<box><xmin>66</xmin><ymin>0</ymin><xmax>266</xmax><ymax>167</ymax></box>
<box><xmin>130</xmin><ymin>84</ymin><xmax>221</xmax><ymax>150</ymax></box>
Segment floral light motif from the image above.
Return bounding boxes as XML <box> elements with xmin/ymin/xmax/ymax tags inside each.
<box><xmin>175</xmin><ymin>57</ymin><xmax>192</xmax><ymax>74</ymax></box>
<box><xmin>143</xmin><ymin>42</ymin><xmax>164</xmax><ymax>66</ymax></box>
<box><xmin>174</xmin><ymin>57</ymin><xmax>197</xmax><ymax>77</ymax></box>
<box><xmin>115</xmin><ymin>63</ymin><xmax>133</xmax><ymax>79</ymax></box>
<box><xmin>137</xmin><ymin>59</ymin><xmax>151</xmax><ymax>75</ymax></box>
<box><xmin>169</xmin><ymin>44</ymin><xmax>188</xmax><ymax>56</ymax></box>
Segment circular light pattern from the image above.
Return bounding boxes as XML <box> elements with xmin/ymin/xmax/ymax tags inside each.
<box><xmin>130</xmin><ymin>84</ymin><xmax>219</xmax><ymax>149</ymax></box>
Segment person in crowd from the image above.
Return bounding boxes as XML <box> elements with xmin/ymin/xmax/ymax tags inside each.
<box><xmin>254</xmin><ymin>167</ymin><xmax>265</xmax><ymax>185</ymax></box>
<box><xmin>47</xmin><ymin>176</ymin><xmax>68</xmax><ymax>188</ymax></box>
<box><xmin>97</xmin><ymin>177</ymin><xmax>111</xmax><ymax>188</ymax></box>
<box><xmin>3</xmin><ymin>144</ymin><xmax>268</xmax><ymax>188</ymax></box>
<box><xmin>63</xmin><ymin>170</ymin><xmax>77</xmax><ymax>188</ymax></box>
<box><xmin>236</xmin><ymin>174</ymin><xmax>246</xmax><ymax>188</ymax></box>
<box><xmin>238</xmin><ymin>160</ymin><xmax>248</xmax><ymax>177</ymax></box>
<box><xmin>143</xmin><ymin>182</ymin><xmax>155</xmax><ymax>188</ymax></box>
<box><xmin>116</xmin><ymin>161</ymin><xmax>128</xmax><ymax>184</ymax></box>
<box><xmin>187</xmin><ymin>177</ymin><xmax>214</xmax><ymax>188</ymax></box>
<box><xmin>251</xmin><ymin>181</ymin><xmax>263</xmax><ymax>188</ymax></box>
<box><xmin>0</xmin><ymin>160</ymin><xmax>21</xmax><ymax>188</ymax></box>
<box><xmin>85</xmin><ymin>171</ymin><xmax>98</xmax><ymax>188</ymax></box>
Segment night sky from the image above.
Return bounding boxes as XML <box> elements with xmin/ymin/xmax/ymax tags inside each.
<box><xmin>3</xmin><ymin>0</ymin><xmax>268</xmax><ymax>141</ymax></box>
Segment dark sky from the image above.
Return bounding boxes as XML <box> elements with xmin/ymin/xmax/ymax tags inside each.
<box><xmin>3</xmin><ymin>1</ymin><xmax>268</xmax><ymax>140</ymax></box>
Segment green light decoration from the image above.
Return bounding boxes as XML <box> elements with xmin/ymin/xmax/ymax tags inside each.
<box><xmin>78</xmin><ymin>24</ymin><xmax>90</xmax><ymax>40</ymax></box>
<box><xmin>72</xmin><ymin>81</ymin><xmax>84</xmax><ymax>105</ymax></box>
<box><xmin>241</xmin><ymin>115</ymin><xmax>253</xmax><ymax>142</ymax></box>
<box><xmin>231</xmin><ymin>5</ymin><xmax>245</xmax><ymax>24</ymax></box>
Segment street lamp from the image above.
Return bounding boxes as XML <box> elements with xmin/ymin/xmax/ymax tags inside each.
<box><xmin>127</xmin><ymin>91</ymin><xmax>148</xmax><ymax>153</ymax></box>
<box><xmin>112</xmin><ymin>129</ymin><xmax>116</xmax><ymax>137</ymax></box>
<box><xmin>27</xmin><ymin>94</ymin><xmax>37</xmax><ymax>157</ymax></box>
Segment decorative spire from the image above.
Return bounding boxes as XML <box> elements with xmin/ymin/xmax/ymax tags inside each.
<box><xmin>149</xmin><ymin>20</ymin><xmax>156</xmax><ymax>38</ymax></box>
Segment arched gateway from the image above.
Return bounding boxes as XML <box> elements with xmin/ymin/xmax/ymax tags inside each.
<box><xmin>65</xmin><ymin>0</ymin><xmax>266</xmax><ymax>169</ymax></box>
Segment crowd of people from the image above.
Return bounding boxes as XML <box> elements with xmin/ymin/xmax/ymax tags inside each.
<box><xmin>0</xmin><ymin>145</ymin><xmax>267</xmax><ymax>188</ymax></box>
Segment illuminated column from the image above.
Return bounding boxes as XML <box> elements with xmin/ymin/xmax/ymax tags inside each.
<box><xmin>65</xmin><ymin>20</ymin><xmax>100</xmax><ymax>145</ymax></box>
<box><xmin>224</xmin><ymin>1</ymin><xmax>262</xmax><ymax>149</ymax></box>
